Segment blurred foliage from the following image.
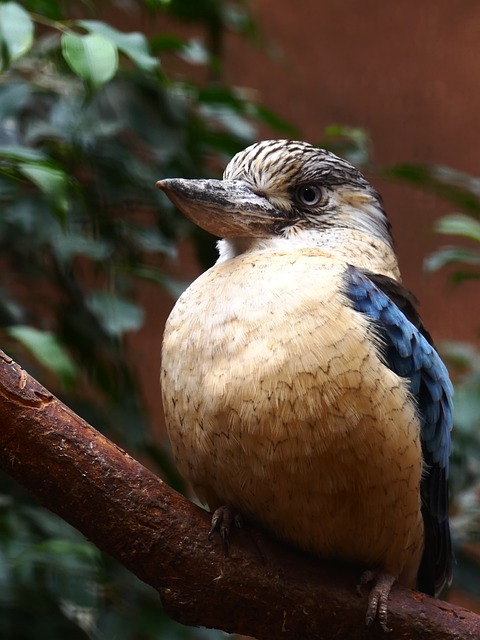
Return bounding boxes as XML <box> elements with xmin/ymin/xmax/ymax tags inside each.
<box><xmin>0</xmin><ymin>0</ymin><xmax>290</xmax><ymax>637</ymax></box>
<box><xmin>441</xmin><ymin>338</ymin><xmax>480</xmax><ymax>596</ymax></box>
<box><xmin>317</xmin><ymin>124</ymin><xmax>373</xmax><ymax>168</ymax></box>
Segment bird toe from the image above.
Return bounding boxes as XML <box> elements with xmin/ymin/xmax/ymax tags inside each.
<box><xmin>208</xmin><ymin>505</ymin><xmax>242</xmax><ymax>555</ymax></box>
<box><xmin>358</xmin><ymin>570</ymin><xmax>396</xmax><ymax>633</ymax></box>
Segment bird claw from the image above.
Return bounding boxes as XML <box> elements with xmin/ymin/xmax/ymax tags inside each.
<box><xmin>357</xmin><ymin>570</ymin><xmax>396</xmax><ymax>633</ymax></box>
<box><xmin>208</xmin><ymin>505</ymin><xmax>242</xmax><ymax>555</ymax></box>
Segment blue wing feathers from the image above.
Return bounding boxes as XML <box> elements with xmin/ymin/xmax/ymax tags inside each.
<box><xmin>344</xmin><ymin>266</ymin><xmax>453</xmax><ymax>596</ymax></box>
<box><xmin>344</xmin><ymin>266</ymin><xmax>452</xmax><ymax>468</ymax></box>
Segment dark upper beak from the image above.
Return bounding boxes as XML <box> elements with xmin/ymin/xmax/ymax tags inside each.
<box><xmin>156</xmin><ymin>178</ymin><xmax>281</xmax><ymax>238</ymax></box>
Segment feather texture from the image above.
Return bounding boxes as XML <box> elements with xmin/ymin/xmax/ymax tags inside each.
<box><xmin>344</xmin><ymin>266</ymin><xmax>453</xmax><ymax>595</ymax></box>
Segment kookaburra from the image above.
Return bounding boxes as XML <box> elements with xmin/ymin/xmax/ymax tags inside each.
<box><xmin>157</xmin><ymin>139</ymin><xmax>453</xmax><ymax>631</ymax></box>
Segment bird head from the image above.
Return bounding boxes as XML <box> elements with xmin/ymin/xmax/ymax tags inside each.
<box><xmin>157</xmin><ymin>139</ymin><xmax>392</xmax><ymax>254</ymax></box>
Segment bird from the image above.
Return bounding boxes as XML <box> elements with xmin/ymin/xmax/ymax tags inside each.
<box><xmin>157</xmin><ymin>139</ymin><xmax>453</xmax><ymax>632</ymax></box>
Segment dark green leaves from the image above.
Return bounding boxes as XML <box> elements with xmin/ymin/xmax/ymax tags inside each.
<box><xmin>61</xmin><ymin>22</ymin><xmax>160</xmax><ymax>90</ymax></box>
<box><xmin>424</xmin><ymin>213</ymin><xmax>480</xmax><ymax>281</ymax></box>
<box><xmin>86</xmin><ymin>293</ymin><xmax>145</xmax><ymax>337</ymax></box>
<box><xmin>320</xmin><ymin>125</ymin><xmax>371</xmax><ymax>166</ymax></box>
<box><xmin>0</xmin><ymin>146</ymin><xmax>71</xmax><ymax>220</ymax></box>
<box><xmin>0</xmin><ymin>5</ymin><xmax>159</xmax><ymax>89</ymax></box>
<box><xmin>6</xmin><ymin>326</ymin><xmax>77</xmax><ymax>386</ymax></box>
<box><xmin>78</xmin><ymin>20</ymin><xmax>159</xmax><ymax>73</ymax></box>
<box><xmin>386</xmin><ymin>163</ymin><xmax>480</xmax><ymax>214</ymax></box>
<box><xmin>386</xmin><ymin>162</ymin><xmax>480</xmax><ymax>283</ymax></box>
<box><xmin>424</xmin><ymin>247</ymin><xmax>480</xmax><ymax>275</ymax></box>
<box><xmin>20</xmin><ymin>163</ymin><xmax>70</xmax><ymax>218</ymax></box>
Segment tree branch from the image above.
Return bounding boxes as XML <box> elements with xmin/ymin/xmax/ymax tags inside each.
<box><xmin>0</xmin><ymin>349</ymin><xmax>478</xmax><ymax>639</ymax></box>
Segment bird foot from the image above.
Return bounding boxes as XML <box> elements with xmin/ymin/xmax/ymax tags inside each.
<box><xmin>208</xmin><ymin>505</ymin><xmax>242</xmax><ymax>555</ymax></box>
<box><xmin>357</xmin><ymin>570</ymin><xmax>396</xmax><ymax>633</ymax></box>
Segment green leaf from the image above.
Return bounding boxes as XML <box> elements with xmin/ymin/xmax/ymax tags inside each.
<box><xmin>197</xmin><ymin>85</ymin><xmax>247</xmax><ymax>110</ymax></box>
<box><xmin>25</xmin><ymin>1</ymin><xmax>63</xmax><ymax>20</ymax></box>
<box><xmin>61</xmin><ymin>32</ymin><xmax>118</xmax><ymax>89</ymax></box>
<box><xmin>127</xmin><ymin>225</ymin><xmax>176</xmax><ymax>256</ymax></box>
<box><xmin>320</xmin><ymin>125</ymin><xmax>371</xmax><ymax>165</ymax></box>
<box><xmin>7</xmin><ymin>326</ymin><xmax>77</xmax><ymax>386</ymax></box>
<box><xmin>0</xmin><ymin>2</ymin><xmax>34</xmax><ymax>68</ymax></box>
<box><xmin>179</xmin><ymin>38</ymin><xmax>208</xmax><ymax>65</ymax></box>
<box><xmin>0</xmin><ymin>144</ymin><xmax>47</xmax><ymax>163</ymax></box>
<box><xmin>386</xmin><ymin>163</ymin><xmax>480</xmax><ymax>214</ymax></box>
<box><xmin>450</xmin><ymin>270</ymin><xmax>480</xmax><ymax>285</ymax></box>
<box><xmin>434</xmin><ymin>213</ymin><xmax>480</xmax><ymax>243</ymax></box>
<box><xmin>78</xmin><ymin>20</ymin><xmax>159</xmax><ymax>72</ymax></box>
<box><xmin>52</xmin><ymin>230</ymin><xmax>112</xmax><ymax>262</ymax></box>
<box><xmin>86</xmin><ymin>292</ymin><xmax>144</xmax><ymax>336</ymax></box>
<box><xmin>223</xmin><ymin>3</ymin><xmax>261</xmax><ymax>40</ymax></box>
<box><xmin>149</xmin><ymin>33</ymin><xmax>186</xmax><ymax>54</ymax></box>
<box><xmin>424</xmin><ymin>246</ymin><xmax>480</xmax><ymax>272</ymax></box>
<box><xmin>129</xmin><ymin>265</ymin><xmax>189</xmax><ymax>298</ymax></box>
<box><xmin>19</xmin><ymin>163</ymin><xmax>69</xmax><ymax>220</ymax></box>
<box><xmin>323</xmin><ymin>124</ymin><xmax>367</xmax><ymax>144</ymax></box>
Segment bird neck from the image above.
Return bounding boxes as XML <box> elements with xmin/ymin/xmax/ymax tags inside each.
<box><xmin>216</xmin><ymin>228</ymin><xmax>401</xmax><ymax>280</ymax></box>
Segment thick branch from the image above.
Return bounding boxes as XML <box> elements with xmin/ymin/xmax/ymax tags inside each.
<box><xmin>0</xmin><ymin>349</ymin><xmax>477</xmax><ymax>639</ymax></box>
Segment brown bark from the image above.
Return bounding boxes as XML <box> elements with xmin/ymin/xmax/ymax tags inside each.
<box><xmin>0</xmin><ymin>349</ymin><xmax>478</xmax><ymax>639</ymax></box>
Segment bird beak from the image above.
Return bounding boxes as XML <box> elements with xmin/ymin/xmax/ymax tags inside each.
<box><xmin>156</xmin><ymin>178</ymin><xmax>281</xmax><ymax>238</ymax></box>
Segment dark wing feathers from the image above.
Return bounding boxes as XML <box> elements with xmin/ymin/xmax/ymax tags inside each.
<box><xmin>366</xmin><ymin>272</ymin><xmax>434</xmax><ymax>345</ymax></box>
<box><xmin>343</xmin><ymin>265</ymin><xmax>453</xmax><ymax>596</ymax></box>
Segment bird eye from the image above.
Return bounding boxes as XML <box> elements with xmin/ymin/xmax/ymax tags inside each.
<box><xmin>296</xmin><ymin>185</ymin><xmax>322</xmax><ymax>206</ymax></box>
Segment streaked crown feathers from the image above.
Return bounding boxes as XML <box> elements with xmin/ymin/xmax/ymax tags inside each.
<box><xmin>223</xmin><ymin>139</ymin><xmax>392</xmax><ymax>245</ymax></box>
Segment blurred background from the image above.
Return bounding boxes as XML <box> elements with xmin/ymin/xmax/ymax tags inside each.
<box><xmin>0</xmin><ymin>1</ymin><xmax>479</xmax><ymax>638</ymax></box>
